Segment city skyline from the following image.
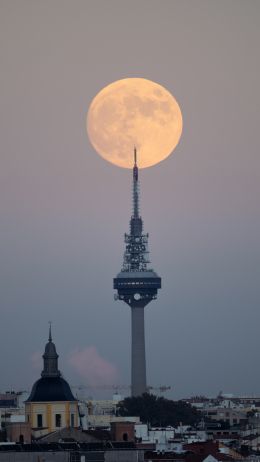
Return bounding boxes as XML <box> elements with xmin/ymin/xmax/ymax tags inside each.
<box><xmin>0</xmin><ymin>0</ymin><xmax>259</xmax><ymax>398</ymax></box>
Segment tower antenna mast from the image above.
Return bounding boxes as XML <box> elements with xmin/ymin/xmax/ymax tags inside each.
<box><xmin>114</xmin><ymin>149</ymin><xmax>161</xmax><ymax>396</ymax></box>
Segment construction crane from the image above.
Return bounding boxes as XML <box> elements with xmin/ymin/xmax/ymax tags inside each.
<box><xmin>147</xmin><ymin>385</ymin><xmax>171</xmax><ymax>395</ymax></box>
<box><xmin>72</xmin><ymin>384</ymin><xmax>171</xmax><ymax>396</ymax></box>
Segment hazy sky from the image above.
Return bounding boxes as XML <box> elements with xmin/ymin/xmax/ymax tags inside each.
<box><xmin>0</xmin><ymin>0</ymin><xmax>259</xmax><ymax>399</ymax></box>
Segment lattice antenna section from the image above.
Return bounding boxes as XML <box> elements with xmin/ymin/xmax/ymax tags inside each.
<box><xmin>122</xmin><ymin>148</ymin><xmax>150</xmax><ymax>272</ymax></box>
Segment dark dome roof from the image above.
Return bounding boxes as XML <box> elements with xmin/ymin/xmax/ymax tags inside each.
<box><xmin>26</xmin><ymin>376</ymin><xmax>76</xmax><ymax>403</ymax></box>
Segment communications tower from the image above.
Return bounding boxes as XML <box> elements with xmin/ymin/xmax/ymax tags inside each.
<box><xmin>114</xmin><ymin>149</ymin><xmax>161</xmax><ymax>397</ymax></box>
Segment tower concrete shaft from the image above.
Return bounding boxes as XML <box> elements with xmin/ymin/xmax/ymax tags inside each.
<box><xmin>114</xmin><ymin>149</ymin><xmax>161</xmax><ymax>397</ymax></box>
<box><xmin>131</xmin><ymin>306</ymin><xmax>146</xmax><ymax>396</ymax></box>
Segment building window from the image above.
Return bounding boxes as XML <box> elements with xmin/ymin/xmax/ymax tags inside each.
<box><xmin>55</xmin><ymin>414</ymin><xmax>62</xmax><ymax>427</ymax></box>
<box><xmin>37</xmin><ymin>414</ymin><xmax>43</xmax><ymax>428</ymax></box>
<box><xmin>71</xmin><ymin>413</ymin><xmax>75</xmax><ymax>427</ymax></box>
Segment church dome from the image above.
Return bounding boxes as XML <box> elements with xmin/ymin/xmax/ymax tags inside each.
<box><xmin>26</xmin><ymin>325</ymin><xmax>76</xmax><ymax>403</ymax></box>
<box><xmin>27</xmin><ymin>376</ymin><xmax>76</xmax><ymax>402</ymax></box>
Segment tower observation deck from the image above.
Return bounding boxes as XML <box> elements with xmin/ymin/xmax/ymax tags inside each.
<box><xmin>114</xmin><ymin>149</ymin><xmax>161</xmax><ymax>397</ymax></box>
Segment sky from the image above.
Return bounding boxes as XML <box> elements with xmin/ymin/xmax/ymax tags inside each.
<box><xmin>0</xmin><ymin>0</ymin><xmax>259</xmax><ymax>400</ymax></box>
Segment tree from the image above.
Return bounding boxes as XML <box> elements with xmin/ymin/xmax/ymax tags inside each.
<box><xmin>117</xmin><ymin>393</ymin><xmax>200</xmax><ymax>427</ymax></box>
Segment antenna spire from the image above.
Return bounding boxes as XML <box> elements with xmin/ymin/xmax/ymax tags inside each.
<box><xmin>133</xmin><ymin>147</ymin><xmax>139</xmax><ymax>219</ymax></box>
<box><xmin>48</xmin><ymin>321</ymin><xmax>52</xmax><ymax>342</ymax></box>
<box><xmin>133</xmin><ymin>147</ymin><xmax>138</xmax><ymax>182</ymax></box>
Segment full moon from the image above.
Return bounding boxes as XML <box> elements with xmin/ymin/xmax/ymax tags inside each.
<box><xmin>87</xmin><ymin>78</ymin><xmax>183</xmax><ymax>169</ymax></box>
